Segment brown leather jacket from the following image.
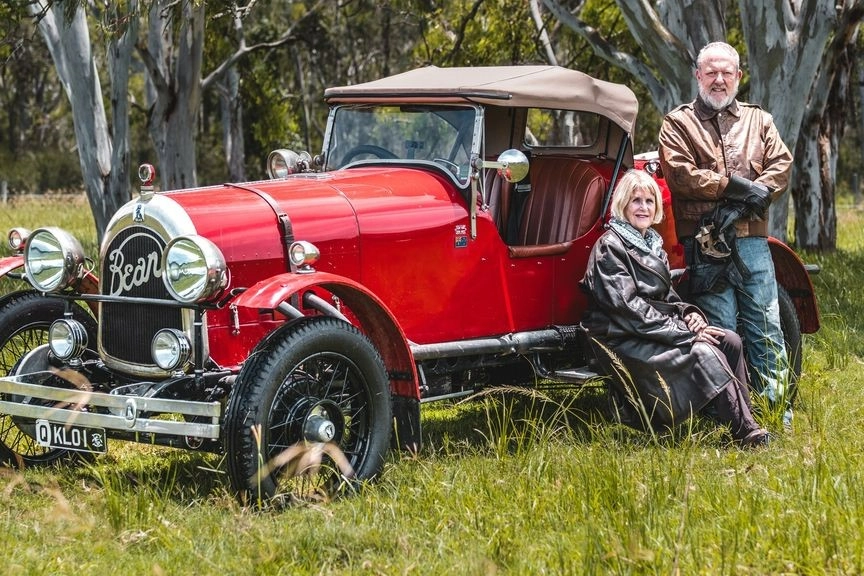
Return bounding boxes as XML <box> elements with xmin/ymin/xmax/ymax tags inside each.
<box><xmin>658</xmin><ymin>98</ymin><xmax>792</xmax><ymax>238</ymax></box>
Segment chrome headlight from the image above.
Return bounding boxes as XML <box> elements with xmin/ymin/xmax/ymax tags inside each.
<box><xmin>7</xmin><ymin>227</ymin><xmax>31</xmax><ymax>252</ymax></box>
<box><xmin>267</xmin><ymin>149</ymin><xmax>312</xmax><ymax>179</ymax></box>
<box><xmin>24</xmin><ymin>227</ymin><xmax>86</xmax><ymax>292</ymax></box>
<box><xmin>49</xmin><ymin>319</ymin><xmax>89</xmax><ymax>361</ymax></box>
<box><xmin>288</xmin><ymin>241</ymin><xmax>320</xmax><ymax>272</ymax></box>
<box><xmin>152</xmin><ymin>328</ymin><xmax>192</xmax><ymax>371</ymax></box>
<box><xmin>161</xmin><ymin>235</ymin><xmax>228</xmax><ymax>303</ymax></box>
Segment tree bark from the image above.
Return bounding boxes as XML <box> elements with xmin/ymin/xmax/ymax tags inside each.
<box><xmin>219</xmin><ymin>67</ymin><xmax>245</xmax><ymax>182</ymax></box>
<box><xmin>857</xmin><ymin>50</ymin><xmax>864</xmax><ymax>204</ymax></box>
<box><xmin>530</xmin><ymin>0</ymin><xmax>559</xmax><ymax>66</ymax></box>
<box><xmin>541</xmin><ymin>0</ymin><xmax>692</xmax><ymax>113</ymax></box>
<box><xmin>792</xmin><ymin>22</ymin><xmax>860</xmax><ymax>249</ymax></box>
<box><xmin>31</xmin><ymin>2</ymin><xmax>115</xmax><ymax>238</ymax></box>
<box><xmin>740</xmin><ymin>1</ymin><xmax>837</xmax><ymax>241</ymax></box>
<box><xmin>140</xmin><ymin>0</ymin><xmax>205</xmax><ymax>191</ymax></box>
<box><xmin>106</xmin><ymin>1</ymin><xmax>138</xmax><ymax>227</ymax></box>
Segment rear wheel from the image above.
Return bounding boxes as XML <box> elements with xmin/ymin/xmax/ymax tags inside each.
<box><xmin>777</xmin><ymin>284</ymin><xmax>802</xmax><ymax>402</ymax></box>
<box><xmin>0</xmin><ymin>291</ymin><xmax>97</xmax><ymax>467</ymax></box>
<box><xmin>224</xmin><ymin>317</ymin><xmax>392</xmax><ymax>506</ymax></box>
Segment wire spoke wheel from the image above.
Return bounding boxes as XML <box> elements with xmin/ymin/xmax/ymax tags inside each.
<box><xmin>225</xmin><ymin>317</ymin><xmax>391</xmax><ymax>507</ymax></box>
<box><xmin>0</xmin><ymin>292</ymin><xmax>96</xmax><ymax>466</ymax></box>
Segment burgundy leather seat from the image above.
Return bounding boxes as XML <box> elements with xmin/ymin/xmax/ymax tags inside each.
<box><xmin>516</xmin><ymin>156</ymin><xmax>606</xmax><ymax>246</ymax></box>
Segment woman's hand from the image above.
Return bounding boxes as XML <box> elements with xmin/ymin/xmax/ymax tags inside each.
<box><xmin>684</xmin><ymin>312</ymin><xmax>707</xmax><ymax>334</ymax></box>
<box><xmin>685</xmin><ymin>312</ymin><xmax>725</xmax><ymax>345</ymax></box>
<box><xmin>694</xmin><ymin>325</ymin><xmax>725</xmax><ymax>345</ymax></box>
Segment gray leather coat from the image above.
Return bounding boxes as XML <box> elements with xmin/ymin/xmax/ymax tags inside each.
<box><xmin>580</xmin><ymin>228</ymin><xmax>733</xmax><ymax>429</ymax></box>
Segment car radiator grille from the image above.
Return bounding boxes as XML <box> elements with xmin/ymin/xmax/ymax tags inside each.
<box><xmin>100</xmin><ymin>225</ymin><xmax>184</xmax><ymax>366</ymax></box>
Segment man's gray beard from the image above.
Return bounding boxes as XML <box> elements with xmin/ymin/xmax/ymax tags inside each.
<box><xmin>698</xmin><ymin>86</ymin><xmax>736</xmax><ymax>111</ymax></box>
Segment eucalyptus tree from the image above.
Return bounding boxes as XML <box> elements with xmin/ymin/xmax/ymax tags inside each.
<box><xmin>24</xmin><ymin>0</ymin><xmax>326</xmax><ymax>239</ymax></box>
<box><xmin>28</xmin><ymin>0</ymin><xmax>136</xmax><ymax>238</ymax></box>
<box><xmin>539</xmin><ymin>0</ymin><xmax>864</xmax><ymax>250</ymax></box>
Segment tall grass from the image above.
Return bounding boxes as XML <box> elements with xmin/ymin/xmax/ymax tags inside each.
<box><xmin>1</xmin><ymin>197</ymin><xmax>864</xmax><ymax>574</ymax></box>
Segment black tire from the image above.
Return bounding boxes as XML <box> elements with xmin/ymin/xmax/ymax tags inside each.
<box><xmin>224</xmin><ymin>316</ymin><xmax>392</xmax><ymax>506</ymax></box>
<box><xmin>777</xmin><ymin>284</ymin><xmax>802</xmax><ymax>402</ymax></box>
<box><xmin>0</xmin><ymin>291</ymin><xmax>97</xmax><ymax>467</ymax></box>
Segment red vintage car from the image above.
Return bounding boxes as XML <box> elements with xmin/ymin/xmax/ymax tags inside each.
<box><xmin>0</xmin><ymin>66</ymin><xmax>819</xmax><ymax>504</ymax></box>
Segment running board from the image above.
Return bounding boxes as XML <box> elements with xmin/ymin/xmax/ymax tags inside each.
<box><xmin>549</xmin><ymin>367</ymin><xmax>602</xmax><ymax>384</ymax></box>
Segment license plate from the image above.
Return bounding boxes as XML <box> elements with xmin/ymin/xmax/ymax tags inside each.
<box><xmin>35</xmin><ymin>419</ymin><xmax>107</xmax><ymax>453</ymax></box>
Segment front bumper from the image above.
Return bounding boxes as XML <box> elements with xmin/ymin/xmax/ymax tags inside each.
<box><xmin>0</xmin><ymin>372</ymin><xmax>221</xmax><ymax>439</ymax></box>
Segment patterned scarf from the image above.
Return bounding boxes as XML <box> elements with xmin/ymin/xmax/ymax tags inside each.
<box><xmin>609</xmin><ymin>217</ymin><xmax>664</xmax><ymax>257</ymax></box>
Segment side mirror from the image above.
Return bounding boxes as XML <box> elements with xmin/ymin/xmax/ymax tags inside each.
<box><xmin>473</xmin><ymin>149</ymin><xmax>529</xmax><ymax>182</ymax></box>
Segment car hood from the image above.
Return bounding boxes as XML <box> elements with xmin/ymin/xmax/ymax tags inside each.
<box><xmin>163</xmin><ymin>166</ymin><xmax>462</xmax><ymax>272</ymax></box>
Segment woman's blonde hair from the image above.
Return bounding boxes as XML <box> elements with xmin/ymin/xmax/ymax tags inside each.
<box><xmin>610</xmin><ymin>169</ymin><xmax>664</xmax><ymax>224</ymax></box>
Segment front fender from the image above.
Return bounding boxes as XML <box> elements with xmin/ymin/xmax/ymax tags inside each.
<box><xmin>769</xmin><ymin>237</ymin><xmax>820</xmax><ymax>334</ymax></box>
<box><xmin>233</xmin><ymin>271</ymin><xmax>419</xmax><ymax>400</ymax></box>
<box><xmin>0</xmin><ymin>255</ymin><xmax>23</xmax><ymax>278</ymax></box>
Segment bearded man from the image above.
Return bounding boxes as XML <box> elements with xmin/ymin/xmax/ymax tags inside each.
<box><xmin>658</xmin><ymin>41</ymin><xmax>794</xmax><ymax>424</ymax></box>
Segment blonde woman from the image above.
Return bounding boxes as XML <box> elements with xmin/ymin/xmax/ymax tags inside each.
<box><xmin>581</xmin><ymin>169</ymin><xmax>767</xmax><ymax>446</ymax></box>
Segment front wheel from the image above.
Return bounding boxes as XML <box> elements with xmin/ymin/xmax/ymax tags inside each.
<box><xmin>0</xmin><ymin>291</ymin><xmax>97</xmax><ymax>467</ymax></box>
<box><xmin>223</xmin><ymin>317</ymin><xmax>392</xmax><ymax>506</ymax></box>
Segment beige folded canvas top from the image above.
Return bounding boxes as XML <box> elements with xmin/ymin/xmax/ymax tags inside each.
<box><xmin>324</xmin><ymin>65</ymin><xmax>639</xmax><ymax>133</ymax></box>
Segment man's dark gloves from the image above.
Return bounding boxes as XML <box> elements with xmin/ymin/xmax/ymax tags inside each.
<box><xmin>724</xmin><ymin>174</ymin><xmax>772</xmax><ymax>217</ymax></box>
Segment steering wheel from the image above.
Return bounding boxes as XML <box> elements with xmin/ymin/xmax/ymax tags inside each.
<box><xmin>432</xmin><ymin>157</ymin><xmax>461</xmax><ymax>176</ymax></box>
<box><xmin>341</xmin><ymin>145</ymin><xmax>398</xmax><ymax>165</ymax></box>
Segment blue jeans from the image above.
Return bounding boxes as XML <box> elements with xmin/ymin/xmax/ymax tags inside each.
<box><xmin>685</xmin><ymin>236</ymin><xmax>789</xmax><ymax>404</ymax></box>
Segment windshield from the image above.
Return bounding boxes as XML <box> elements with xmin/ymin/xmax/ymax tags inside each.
<box><xmin>325</xmin><ymin>105</ymin><xmax>477</xmax><ymax>183</ymax></box>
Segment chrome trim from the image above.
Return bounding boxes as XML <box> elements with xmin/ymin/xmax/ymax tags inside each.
<box><xmin>98</xmin><ymin>193</ymin><xmax>208</xmax><ymax>377</ymax></box>
<box><xmin>321</xmin><ymin>108</ymin><xmax>338</xmax><ymax>171</ymax></box>
<box><xmin>0</xmin><ymin>376</ymin><xmax>220</xmax><ymax>439</ymax></box>
<box><xmin>49</xmin><ymin>319</ymin><xmax>88</xmax><ymax>360</ymax></box>
<box><xmin>420</xmin><ymin>390</ymin><xmax>474</xmax><ymax>404</ymax></box>
<box><xmin>7</xmin><ymin>227</ymin><xmax>30</xmax><ymax>252</ymax></box>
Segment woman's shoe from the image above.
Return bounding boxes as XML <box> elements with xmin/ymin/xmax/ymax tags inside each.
<box><xmin>740</xmin><ymin>428</ymin><xmax>771</xmax><ymax>448</ymax></box>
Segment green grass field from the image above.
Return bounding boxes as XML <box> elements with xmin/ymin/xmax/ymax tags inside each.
<box><xmin>1</xmin><ymin>195</ymin><xmax>863</xmax><ymax>575</ymax></box>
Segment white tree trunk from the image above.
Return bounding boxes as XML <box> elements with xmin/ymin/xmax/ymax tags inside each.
<box><xmin>857</xmin><ymin>55</ymin><xmax>864</xmax><ymax>204</ymax></box>
<box><xmin>220</xmin><ymin>67</ymin><xmax>246</xmax><ymax>182</ymax></box>
<box><xmin>530</xmin><ymin>0</ymin><xmax>559</xmax><ymax>66</ymax></box>
<box><xmin>740</xmin><ymin>1</ymin><xmax>837</xmax><ymax>241</ymax></box>
<box><xmin>32</xmin><ymin>2</ymin><xmax>113</xmax><ymax>236</ymax></box>
<box><xmin>792</xmin><ymin>23</ymin><xmax>858</xmax><ymax>248</ymax></box>
<box><xmin>106</xmin><ymin>1</ymin><xmax>138</xmax><ymax>225</ymax></box>
<box><xmin>541</xmin><ymin>0</ymin><xmax>692</xmax><ymax>112</ymax></box>
<box><xmin>792</xmin><ymin>121</ymin><xmax>830</xmax><ymax>248</ymax></box>
<box><xmin>141</xmin><ymin>0</ymin><xmax>204</xmax><ymax>190</ymax></box>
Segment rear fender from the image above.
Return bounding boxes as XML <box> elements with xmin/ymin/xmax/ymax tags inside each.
<box><xmin>232</xmin><ymin>271</ymin><xmax>419</xmax><ymax>399</ymax></box>
<box><xmin>768</xmin><ymin>237</ymin><xmax>820</xmax><ymax>334</ymax></box>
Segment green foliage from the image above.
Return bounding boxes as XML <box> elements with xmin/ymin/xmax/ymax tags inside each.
<box><xmin>0</xmin><ymin>148</ymin><xmax>84</xmax><ymax>195</ymax></box>
<box><xmin>416</xmin><ymin>0</ymin><xmax>540</xmax><ymax>66</ymax></box>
